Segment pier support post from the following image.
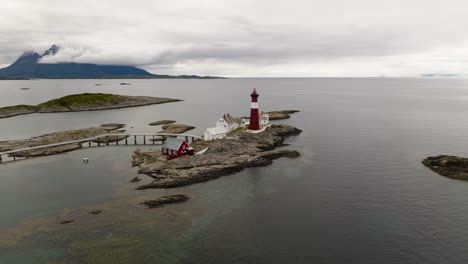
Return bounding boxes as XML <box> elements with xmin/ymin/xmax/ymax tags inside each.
<box><xmin>116</xmin><ymin>139</ymin><xmax>119</xmax><ymax>146</ymax></box>
<box><xmin>185</xmin><ymin>136</ymin><xmax>188</xmax><ymax>142</ymax></box>
<box><xmin>98</xmin><ymin>142</ymin><xmax>101</xmax><ymax>147</ymax></box>
<box><xmin>152</xmin><ymin>135</ymin><xmax>155</xmax><ymax>145</ymax></box>
<box><xmin>144</xmin><ymin>135</ymin><xmax>146</xmax><ymax>145</ymax></box>
<box><xmin>106</xmin><ymin>136</ymin><xmax>109</xmax><ymax>146</ymax></box>
<box><xmin>134</xmin><ymin>135</ymin><xmax>137</xmax><ymax>145</ymax></box>
<box><xmin>0</xmin><ymin>155</ymin><xmax>2</xmax><ymax>163</ymax></box>
<box><xmin>88</xmin><ymin>141</ymin><xmax>91</xmax><ymax>147</ymax></box>
<box><xmin>125</xmin><ymin>138</ymin><xmax>128</xmax><ymax>145</ymax></box>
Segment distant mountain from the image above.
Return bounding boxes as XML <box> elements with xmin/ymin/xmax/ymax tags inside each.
<box><xmin>0</xmin><ymin>45</ymin><xmax>221</xmax><ymax>79</ymax></box>
<box><xmin>421</xmin><ymin>74</ymin><xmax>465</xmax><ymax>77</ymax></box>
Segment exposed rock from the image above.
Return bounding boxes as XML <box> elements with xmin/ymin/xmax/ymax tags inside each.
<box><xmin>131</xmin><ymin>149</ymin><xmax>165</xmax><ymax>167</ymax></box>
<box><xmin>129</xmin><ymin>177</ymin><xmax>142</xmax><ymax>182</ymax></box>
<box><xmin>159</xmin><ymin>124</ymin><xmax>195</xmax><ymax>134</ymax></box>
<box><xmin>134</xmin><ymin>124</ymin><xmax>302</xmax><ymax>189</ymax></box>
<box><xmin>272</xmin><ymin>110</ymin><xmax>300</xmax><ymax>114</ymax></box>
<box><xmin>120</xmin><ymin>83</ymin><xmax>131</xmax><ymax>85</ymax></box>
<box><xmin>10</xmin><ymin>143</ymin><xmax>82</xmax><ymax>158</ymax></box>
<box><xmin>100</xmin><ymin>123</ymin><xmax>126</xmax><ymax>130</ymax></box>
<box><xmin>0</xmin><ymin>105</ymin><xmax>36</xmax><ymax>119</ymax></box>
<box><xmin>149</xmin><ymin>120</ymin><xmax>176</xmax><ymax>126</ymax></box>
<box><xmin>140</xmin><ymin>194</ymin><xmax>189</xmax><ymax>208</ymax></box>
<box><xmin>20</xmin><ymin>88</ymin><xmax>30</xmax><ymax>90</ymax></box>
<box><xmin>90</xmin><ymin>210</ymin><xmax>103</xmax><ymax>215</ymax></box>
<box><xmin>423</xmin><ymin>155</ymin><xmax>468</xmax><ymax>180</ymax></box>
<box><xmin>0</xmin><ymin>124</ymin><xmax>126</xmax><ymax>157</ymax></box>
<box><xmin>60</xmin><ymin>220</ymin><xmax>74</xmax><ymax>224</ymax></box>
<box><xmin>266</xmin><ymin>110</ymin><xmax>300</xmax><ymax>120</ymax></box>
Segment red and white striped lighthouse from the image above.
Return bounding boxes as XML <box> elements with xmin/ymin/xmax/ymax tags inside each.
<box><xmin>248</xmin><ymin>88</ymin><xmax>260</xmax><ymax>130</ymax></box>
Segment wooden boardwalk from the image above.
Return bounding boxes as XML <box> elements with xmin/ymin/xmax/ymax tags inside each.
<box><xmin>0</xmin><ymin>133</ymin><xmax>201</xmax><ymax>163</ymax></box>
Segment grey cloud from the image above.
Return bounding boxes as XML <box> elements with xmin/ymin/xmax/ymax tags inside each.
<box><xmin>1</xmin><ymin>0</ymin><xmax>468</xmax><ymax>76</ymax></box>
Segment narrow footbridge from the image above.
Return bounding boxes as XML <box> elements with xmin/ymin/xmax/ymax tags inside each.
<box><xmin>0</xmin><ymin>133</ymin><xmax>201</xmax><ymax>163</ymax></box>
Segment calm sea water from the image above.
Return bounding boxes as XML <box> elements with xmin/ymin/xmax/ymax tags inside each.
<box><xmin>2</xmin><ymin>78</ymin><xmax>468</xmax><ymax>263</ymax></box>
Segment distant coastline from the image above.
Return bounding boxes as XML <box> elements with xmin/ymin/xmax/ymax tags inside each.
<box><xmin>0</xmin><ymin>77</ymin><xmax>30</xmax><ymax>80</ymax></box>
<box><xmin>420</xmin><ymin>74</ymin><xmax>465</xmax><ymax>77</ymax></box>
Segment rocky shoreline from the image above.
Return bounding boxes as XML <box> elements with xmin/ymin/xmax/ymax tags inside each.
<box><xmin>423</xmin><ymin>155</ymin><xmax>468</xmax><ymax>181</ymax></box>
<box><xmin>0</xmin><ymin>120</ymin><xmax>197</xmax><ymax>159</ymax></box>
<box><xmin>149</xmin><ymin>120</ymin><xmax>176</xmax><ymax>126</ymax></box>
<box><xmin>132</xmin><ymin>124</ymin><xmax>302</xmax><ymax>189</ymax></box>
<box><xmin>0</xmin><ymin>93</ymin><xmax>181</xmax><ymax>119</ymax></box>
<box><xmin>0</xmin><ymin>123</ymin><xmax>127</xmax><ymax>157</ymax></box>
<box><xmin>266</xmin><ymin>110</ymin><xmax>300</xmax><ymax>120</ymax></box>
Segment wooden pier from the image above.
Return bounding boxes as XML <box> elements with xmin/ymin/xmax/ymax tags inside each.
<box><xmin>0</xmin><ymin>133</ymin><xmax>201</xmax><ymax>163</ymax></box>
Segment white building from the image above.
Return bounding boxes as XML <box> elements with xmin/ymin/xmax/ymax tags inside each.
<box><xmin>204</xmin><ymin>126</ymin><xmax>227</xmax><ymax>141</ymax></box>
<box><xmin>242</xmin><ymin>113</ymin><xmax>270</xmax><ymax>127</ymax></box>
<box><xmin>203</xmin><ymin>113</ymin><xmax>270</xmax><ymax>141</ymax></box>
<box><xmin>216</xmin><ymin>114</ymin><xmax>243</xmax><ymax>131</ymax></box>
<box><xmin>204</xmin><ymin>114</ymin><xmax>243</xmax><ymax>141</ymax></box>
<box><xmin>261</xmin><ymin>113</ymin><xmax>269</xmax><ymax>126</ymax></box>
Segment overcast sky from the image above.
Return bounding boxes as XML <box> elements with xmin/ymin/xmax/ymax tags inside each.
<box><xmin>1</xmin><ymin>0</ymin><xmax>468</xmax><ymax>77</ymax></box>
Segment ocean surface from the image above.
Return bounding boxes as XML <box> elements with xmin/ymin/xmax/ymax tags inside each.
<box><xmin>2</xmin><ymin>78</ymin><xmax>468</xmax><ymax>263</ymax></box>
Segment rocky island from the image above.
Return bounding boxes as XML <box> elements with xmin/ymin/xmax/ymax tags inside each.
<box><xmin>132</xmin><ymin>124</ymin><xmax>302</xmax><ymax>189</ymax></box>
<box><xmin>266</xmin><ymin>110</ymin><xmax>300</xmax><ymax>120</ymax></box>
<box><xmin>0</xmin><ymin>93</ymin><xmax>181</xmax><ymax>119</ymax></box>
<box><xmin>140</xmin><ymin>194</ymin><xmax>190</xmax><ymax>209</ymax></box>
<box><xmin>149</xmin><ymin>120</ymin><xmax>176</xmax><ymax>126</ymax></box>
<box><xmin>423</xmin><ymin>155</ymin><xmax>468</xmax><ymax>181</ymax></box>
<box><xmin>0</xmin><ymin>123</ymin><xmax>127</xmax><ymax>157</ymax></box>
<box><xmin>158</xmin><ymin>124</ymin><xmax>195</xmax><ymax>134</ymax></box>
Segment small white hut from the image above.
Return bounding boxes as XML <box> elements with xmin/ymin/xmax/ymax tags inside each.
<box><xmin>204</xmin><ymin>126</ymin><xmax>227</xmax><ymax>141</ymax></box>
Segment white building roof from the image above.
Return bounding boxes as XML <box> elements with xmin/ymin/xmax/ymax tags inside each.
<box><xmin>222</xmin><ymin>114</ymin><xmax>242</xmax><ymax>124</ymax></box>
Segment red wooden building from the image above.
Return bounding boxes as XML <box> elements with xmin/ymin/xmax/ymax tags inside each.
<box><xmin>161</xmin><ymin>138</ymin><xmax>194</xmax><ymax>160</ymax></box>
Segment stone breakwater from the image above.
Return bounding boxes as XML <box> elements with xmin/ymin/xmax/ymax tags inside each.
<box><xmin>132</xmin><ymin>124</ymin><xmax>302</xmax><ymax>189</ymax></box>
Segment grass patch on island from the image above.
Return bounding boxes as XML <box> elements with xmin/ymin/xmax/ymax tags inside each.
<box><xmin>36</xmin><ymin>93</ymin><xmax>128</xmax><ymax>109</ymax></box>
<box><xmin>0</xmin><ymin>93</ymin><xmax>132</xmax><ymax>113</ymax></box>
<box><xmin>0</xmin><ymin>104</ymin><xmax>36</xmax><ymax>111</ymax></box>
<box><xmin>227</xmin><ymin>126</ymin><xmax>247</xmax><ymax>136</ymax></box>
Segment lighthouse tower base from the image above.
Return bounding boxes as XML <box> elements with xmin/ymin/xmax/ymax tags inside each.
<box><xmin>246</xmin><ymin>123</ymin><xmax>271</xmax><ymax>134</ymax></box>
